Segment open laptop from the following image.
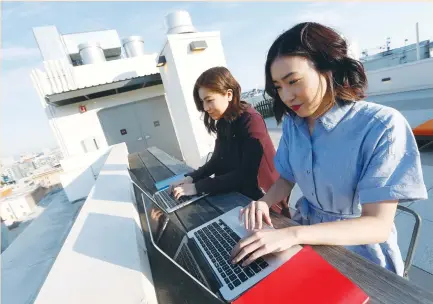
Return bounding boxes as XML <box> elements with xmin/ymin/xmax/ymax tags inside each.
<box><xmin>139</xmin><ymin>187</ymin><xmax>369</xmax><ymax>303</ymax></box>
<box><xmin>129</xmin><ymin>171</ymin><xmax>208</xmax><ymax>214</ymax></box>
<box><xmin>152</xmin><ymin>186</ymin><xmax>208</xmax><ymax>214</ymax></box>
<box><xmin>152</xmin><ymin>173</ymin><xmax>208</xmax><ymax>213</ymax></box>
<box><xmin>139</xmin><ymin>191</ymin><xmax>219</xmax><ymax>300</ymax></box>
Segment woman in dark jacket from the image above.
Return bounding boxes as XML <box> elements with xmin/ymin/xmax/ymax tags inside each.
<box><xmin>170</xmin><ymin>66</ymin><xmax>289</xmax><ymax>216</ymax></box>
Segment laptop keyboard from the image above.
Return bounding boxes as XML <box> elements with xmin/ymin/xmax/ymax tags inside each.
<box><xmin>154</xmin><ymin>188</ymin><xmax>190</xmax><ymax>209</ymax></box>
<box><xmin>176</xmin><ymin>244</ymin><xmax>207</xmax><ymax>286</ymax></box>
<box><xmin>194</xmin><ymin>219</ymin><xmax>269</xmax><ymax>290</ymax></box>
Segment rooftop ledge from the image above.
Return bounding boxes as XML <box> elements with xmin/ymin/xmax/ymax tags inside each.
<box><xmin>33</xmin><ymin>143</ymin><xmax>158</xmax><ymax>304</ymax></box>
<box><xmin>31</xmin><ymin>54</ymin><xmax>161</xmax><ymax>106</ymax></box>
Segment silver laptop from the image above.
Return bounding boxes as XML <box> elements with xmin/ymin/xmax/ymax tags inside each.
<box><xmin>152</xmin><ymin>186</ymin><xmax>208</xmax><ymax>213</ymax></box>
<box><xmin>129</xmin><ymin>171</ymin><xmax>207</xmax><ymax>214</ymax></box>
<box><xmin>139</xmin><ymin>186</ymin><xmax>302</xmax><ymax>302</ymax></box>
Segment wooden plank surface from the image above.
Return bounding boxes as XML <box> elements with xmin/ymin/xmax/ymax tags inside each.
<box><xmin>147</xmin><ymin>146</ymin><xmax>192</xmax><ymax>175</ymax></box>
<box><xmin>138</xmin><ymin>150</ymin><xmax>173</xmax><ymax>182</ymax></box>
<box><xmin>130</xmin><ymin>147</ymin><xmax>433</xmax><ymax>304</ymax></box>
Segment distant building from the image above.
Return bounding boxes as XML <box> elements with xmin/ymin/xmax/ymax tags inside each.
<box><xmin>18</xmin><ymin>160</ymin><xmax>36</xmax><ymax>177</ymax></box>
<box><xmin>2</xmin><ymin>164</ymin><xmax>24</xmax><ymax>182</ymax></box>
<box><xmin>0</xmin><ymin>186</ymin><xmax>54</xmax><ymax>225</ymax></box>
<box><xmin>31</xmin><ymin>167</ymin><xmax>63</xmax><ymax>188</ymax></box>
<box><xmin>1</xmin><ymin>190</ymin><xmax>35</xmax><ymax>224</ymax></box>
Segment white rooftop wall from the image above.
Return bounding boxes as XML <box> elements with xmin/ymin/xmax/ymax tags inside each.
<box><xmin>62</xmin><ymin>30</ymin><xmax>122</xmax><ymax>60</ymax></box>
<box><xmin>159</xmin><ymin>31</ymin><xmax>226</xmax><ymax>168</ymax></box>
<box><xmin>47</xmin><ymin>85</ymin><xmax>165</xmax><ymax>158</ymax></box>
<box><xmin>33</xmin><ymin>143</ymin><xmax>157</xmax><ymax>304</ymax></box>
<box><xmin>31</xmin><ymin>54</ymin><xmax>159</xmax><ymax>98</ymax></box>
<box><xmin>366</xmin><ymin>58</ymin><xmax>433</xmax><ymax>96</ymax></box>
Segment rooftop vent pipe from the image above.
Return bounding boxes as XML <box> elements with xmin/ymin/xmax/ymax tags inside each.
<box><xmin>122</xmin><ymin>36</ymin><xmax>146</xmax><ymax>58</ymax></box>
<box><xmin>165</xmin><ymin>10</ymin><xmax>196</xmax><ymax>35</ymax></box>
<box><xmin>78</xmin><ymin>42</ymin><xmax>106</xmax><ymax>64</ymax></box>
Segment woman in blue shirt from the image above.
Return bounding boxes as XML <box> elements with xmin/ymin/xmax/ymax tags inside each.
<box><xmin>230</xmin><ymin>22</ymin><xmax>428</xmax><ymax>276</ymax></box>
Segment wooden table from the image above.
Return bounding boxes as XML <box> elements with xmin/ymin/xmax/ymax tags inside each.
<box><xmin>129</xmin><ymin>148</ymin><xmax>433</xmax><ymax>304</ymax></box>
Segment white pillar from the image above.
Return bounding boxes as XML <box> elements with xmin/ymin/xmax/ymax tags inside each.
<box><xmin>158</xmin><ymin>27</ymin><xmax>227</xmax><ymax>169</ymax></box>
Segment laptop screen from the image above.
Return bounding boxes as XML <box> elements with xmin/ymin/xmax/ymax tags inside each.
<box><xmin>140</xmin><ymin>188</ymin><xmax>186</xmax><ymax>258</ymax></box>
<box><xmin>137</xmin><ymin>181</ymin><xmax>221</xmax><ymax>300</ymax></box>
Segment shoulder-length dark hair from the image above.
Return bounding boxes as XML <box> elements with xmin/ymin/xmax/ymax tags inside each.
<box><xmin>264</xmin><ymin>22</ymin><xmax>368</xmax><ymax>124</ymax></box>
<box><xmin>193</xmin><ymin>66</ymin><xmax>248</xmax><ymax>134</ymax></box>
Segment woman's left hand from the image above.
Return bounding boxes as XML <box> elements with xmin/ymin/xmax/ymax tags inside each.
<box><xmin>172</xmin><ymin>183</ymin><xmax>197</xmax><ymax>199</ymax></box>
<box><xmin>230</xmin><ymin>228</ymin><xmax>299</xmax><ymax>266</ymax></box>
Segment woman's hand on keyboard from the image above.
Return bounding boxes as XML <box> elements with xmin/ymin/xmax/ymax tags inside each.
<box><xmin>169</xmin><ymin>176</ymin><xmax>193</xmax><ymax>194</ymax></box>
<box><xmin>239</xmin><ymin>200</ymin><xmax>273</xmax><ymax>231</ymax></box>
<box><xmin>230</xmin><ymin>228</ymin><xmax>299</xmax><ymax>266</ymax></box>
<box><xmin>173</xmin><ymin>183</ymin><xmax>197</xmax><ymax>200</ymax></box>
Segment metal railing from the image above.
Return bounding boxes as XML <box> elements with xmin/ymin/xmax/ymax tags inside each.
<box><xmin>253</xmin><ymin>98</ymin><xmax>274</xmax><ymax>118</ymax></box>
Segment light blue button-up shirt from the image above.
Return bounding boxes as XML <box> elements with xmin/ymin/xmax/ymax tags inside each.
<box><xmin>275</xmin><ymin>99</ymin><xmax>428</xmax><ymax>275</ymax></box>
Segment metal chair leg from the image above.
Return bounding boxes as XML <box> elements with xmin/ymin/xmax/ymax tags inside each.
<box><xmin>397</xmin><ymin>205</ymin><xmax>422</xmax><ymax>279</ymax></box>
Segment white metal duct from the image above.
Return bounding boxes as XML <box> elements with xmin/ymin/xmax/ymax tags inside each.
<box><xmin>122</xmin><ymin>36</ymin><xmax>145</xmax><ymax>58</ymax></box>
<box><xmin>78</xmin><ymin>42</ymin><xmax>106</xmax><ymax>65</ymax></box>
<box><xmin>165</xmin><ymin>11</ymin><xmax>196</xmax><ymax>35</ymax></box>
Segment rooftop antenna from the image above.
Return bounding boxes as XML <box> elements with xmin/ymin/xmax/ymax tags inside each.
<box><xmin>401</xmin><ymin>38</ymin><xmax>408</xmax><ymax>64</ymax></box>
<box><xmin>386</xmin><ymin>37</ymin><xmax>391</xmax><ymax>52</ymax></box>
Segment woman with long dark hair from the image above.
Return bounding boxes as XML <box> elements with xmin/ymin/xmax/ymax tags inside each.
<box><xmin>170</xmin><ymin>67</ymin><xmax>289</xmax><ymax>216</ymax></box>
<box><xmin>231</xmin><ymin>22</ymin><xmax>427</xmax><ymax>276</ymax></box>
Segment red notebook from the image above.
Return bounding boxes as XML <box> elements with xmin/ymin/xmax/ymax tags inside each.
<box><xmin>233</xmin><ymin>245</ymin><xmax>369</xmax><ymax>304</ymax></box>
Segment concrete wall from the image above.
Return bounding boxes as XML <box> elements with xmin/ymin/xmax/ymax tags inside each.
<box><xmin>33</xmin><ymin>143</ymin><xmax>157</xmax><ymax>304</ymax></box>
<box><xmin>72</xmin><ymin>54</ymin><xmax>158</xmax><ymax>89</ymax></box>
<box><xmin>366</xmin><ymin>58</ymin><xmax>433</xmax><ymax>96</ymax></box>
<box><xmin>60</xmin><ymin>148</ymin><xmax>111</xmax><ymax>202</ymax></box>
<box><xmin>48</xmin><ymin>85</ymin><xmax>165</xmax><ymax>158</ymax></box>
<box><xmin>159</xmin><ymin>31</ymin><xmax>225</xmax><ymax>168</ymax></box>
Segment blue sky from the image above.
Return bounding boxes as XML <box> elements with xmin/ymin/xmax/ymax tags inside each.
<box><xmin>1</xmin><ymin>1</ymin><xmax>433</xmax><ymax>158</ymax></box>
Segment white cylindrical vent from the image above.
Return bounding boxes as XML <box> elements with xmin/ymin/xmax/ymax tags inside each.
<box><xmin>78</xmin><ymin>42</ymin><xmax>106</xmax><ymax>65</ymax></box>
<box><xmin>122</xmin><ymin>36</ymin><xmax>145</xmax><ymax>58</ymax></box>
<box><xmin>165</xmin><ymin>10</ymin><xmax>196</xmax><ymax>35</ymax></box>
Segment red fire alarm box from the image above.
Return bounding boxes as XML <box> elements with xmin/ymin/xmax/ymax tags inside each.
<box><xmin>79</xmin><ymin>105</ymin><xmax>87</xmax><ymax>113</ymax></box>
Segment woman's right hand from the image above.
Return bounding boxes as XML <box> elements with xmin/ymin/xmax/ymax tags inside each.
<box><xmin>239</xmin><ymin>200</ymin><xmax>273</xmax><ymax>231</ymax></box>
<box><xmin>169</xmin><ymin>176</ymin><xmax>193</xmax><ymax>193</ymax></box>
